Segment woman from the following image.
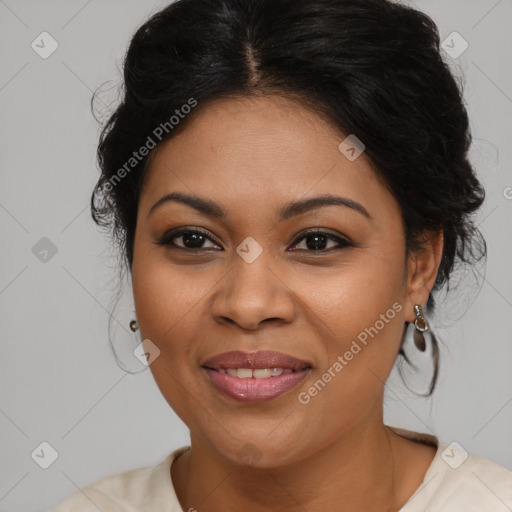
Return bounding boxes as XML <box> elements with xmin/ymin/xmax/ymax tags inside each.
<box><xmin>51</xmin><ymin>0</ymin><xmax>512</xmax><ymax>510</ymax></box>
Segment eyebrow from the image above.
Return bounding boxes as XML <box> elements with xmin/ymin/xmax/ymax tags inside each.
<box><xmin>147</xmin><ymin>192</ymin><xmax>372</xmax><ymax>222</ymax></box>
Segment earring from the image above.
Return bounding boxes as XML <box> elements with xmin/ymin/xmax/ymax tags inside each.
<box><xmin>413</xmin><ymin>304</ymin><xmax>428</xmax><ymax>352</ymax></box>
<box><xmin>130</xmin><ymin>319</ymin><xmax>139</xmax><ymax>332</ymax></box>
<box><xmin>129</xmin><ymin>319</ymin><xmax>142</xmax><ymax>349</ymax></box>
<box><xmin>398</xmin><ymin>305</ymin><xmax>440</xmax><ymax>396</ymax></box>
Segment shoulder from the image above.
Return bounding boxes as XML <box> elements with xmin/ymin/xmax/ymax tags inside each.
<box><xmin>49</xmin><ymin>486</ymin><xmax>126</xmax><ymax>512</ymax></box>
<box><xmin>385</xmin><ymin>426</ymin><xmax>512</xmax><ymax>511</ymax></box>
<box><xmin>436</xmin><ymin>450</ymin><xmax>512</xmax><ymax>507</ymax></box>
<box><xmin>405</xmin><ymin>442</ymin><xmax>512</xmax><ymax>511</ymax></box>
<box><xmin>49</xmin><ymin>447</ymin><xmax>189</xmax><ymax>512</ymax></box>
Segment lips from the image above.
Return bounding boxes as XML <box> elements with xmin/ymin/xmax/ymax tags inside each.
<box><xmin>201</xmin><ymin>350</ymin><xmax>312</xmax><ymax>372</ymax></box>
<box><xmin>201</xmin><ymin>350</ymin><xmax>313</xmax><ymax>403</ymax></box>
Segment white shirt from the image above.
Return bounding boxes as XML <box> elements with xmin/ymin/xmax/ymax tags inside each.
<box><xmin>50</xmin><ymin>426</ymin><xmax>512</xmax><ymax>511</ymax></box>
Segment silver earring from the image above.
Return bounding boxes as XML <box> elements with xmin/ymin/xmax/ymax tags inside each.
<box><xmin>398</xmin><ymin>305</ymin><xmax>440</xmax><ymax>396</ymax></box>
<box><xmin>413</xmin><ymin>304</ymin><xmax>428</xmax><ymax>352</ymax></box>
<box><xmin>130</xmin><ymin>319</ymin><xmax>139</xmax><ymax>332</ymax></box>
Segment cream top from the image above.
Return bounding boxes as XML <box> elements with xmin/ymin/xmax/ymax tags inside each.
<box><xmin>50</xmin><ymin>426</ymin><xmax>512</xmax><ymax>511</ymax></box>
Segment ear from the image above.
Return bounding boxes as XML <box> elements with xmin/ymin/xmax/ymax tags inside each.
<box><xmin>403</xmin><ymin>229</ymin><xmax>444</xmax><ymax>323</ymax></box>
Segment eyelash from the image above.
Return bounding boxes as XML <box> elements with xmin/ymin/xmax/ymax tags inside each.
<box><xmin>155</xmin><ymin>227</ymin><xmax>353</xmax><ymax>254</ymax></box>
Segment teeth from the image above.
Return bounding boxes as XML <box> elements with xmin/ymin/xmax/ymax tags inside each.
<box><xmin>219</xmin><ymin>367</ymin><xmax>295</xmax><ymax>379</ymax></box>
<box><xmin>253</xmin><ymin>368</ymin><xmax>271</xmax><ymax>379</ymax></box>
<box><xmin>237</xmin><ymin>368</ymin><xmax>253</xmax><ymax>379</ymax></box>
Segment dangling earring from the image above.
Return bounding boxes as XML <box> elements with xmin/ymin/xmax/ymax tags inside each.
<box><xmin>397</xmin><ymin>305</ymin><xmax>440</xmax><ymax>396</ymax></box>
<box><xmin>413</xmin><ymin>304</ymin><xmax>428</xmax><ymax>352</ymax></box>
<box><xmin>411</xmin><ymin>303</ymin><xmax>440</xmax><ymax>395</ymax></box>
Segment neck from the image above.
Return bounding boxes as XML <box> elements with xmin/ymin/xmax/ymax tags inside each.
<box><xmin>172</xmin><ymin>411</ymin><xmax>407</xmax><ymax>512</ymax></box>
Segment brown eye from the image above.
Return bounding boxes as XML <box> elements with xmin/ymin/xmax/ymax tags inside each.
<box><xmin>156</xmin><ymin>228</ymin><xmax>221</xmax><ymax>251</ymax></box>
<box><xmin>289</xmin><ymin>230</ymin><xmax>353</xmax><ymax>253</ymax></box>
<box><xmin>155</xmin><ymin>227</ymin><xmax>353</xmax><ymax>254</ymax></box>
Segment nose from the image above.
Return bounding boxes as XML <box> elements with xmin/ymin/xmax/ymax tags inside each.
<box><xmin>210</xmin><ymin>250</ymin><xmax>295</xmax><ymax>331</ymax></box>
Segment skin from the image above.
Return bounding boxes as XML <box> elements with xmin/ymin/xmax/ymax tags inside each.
<box><xmin>131</xmin><ymin>94</ymin><xmax>443</xmax><ymax>511</ymax></box>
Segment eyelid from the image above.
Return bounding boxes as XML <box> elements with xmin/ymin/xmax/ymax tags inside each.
<box><xmin>294</xmin><ymin>227</ymin><xmax>352</xmax><ymax>243</ymax></box>
<box><xmin>155</xmin><ymin>226</ymin><xmax>221</xmax><ymax>248</ymax></box>
<box><xmin>155</xmin><ymin>226</ymin><xmax>354</xmax><ymax>252</ymax></box>
<box><xmin>290</xmin><ymin>229</ymin><xmax>353</xmax><ymax>251</ymax></box>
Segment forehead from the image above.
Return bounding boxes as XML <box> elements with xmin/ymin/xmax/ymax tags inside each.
<box><xmin>140</xmin><ymin>94</ymin><xmax>396</xmax><ymax>222</ymax></box>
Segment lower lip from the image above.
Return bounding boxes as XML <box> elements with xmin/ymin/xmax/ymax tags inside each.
<box><xmin>203</xmin><ymin>368</ymin><xmax>311</xmax><ymax>403</ymax></box>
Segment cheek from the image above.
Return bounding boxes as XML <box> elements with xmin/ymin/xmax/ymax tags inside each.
<box><xmin>132</xmin><ymin>233</ymin><xmax>207</xmax><ymax>337</ymax></box>
<box><xmin>131</xmin><ymin>248</ymin><xmax>207</xmax><ymax>424</ymax></box>
<box><xmin>132</xmin><ymin>263</ymin><xmax>206</xmax><ymax>372</ymax></box>
<box><xmin>305</xmin><ymin>244</ymin><xmax>407</xmax><ymax>381</ymax></box>
<box><xmin>131</xmin><ymin>240</ymin><xmax>234</xmax><ymax>402</ymax></box>
<box><xmin>292</xmin><ymin>261</ymin><xmax>406</xmax><ymax>444</ymax></box>
<box><xmin>131</xmin><ymin>219</ymin><xmax>407</xmax><ymax>412</ymax></box>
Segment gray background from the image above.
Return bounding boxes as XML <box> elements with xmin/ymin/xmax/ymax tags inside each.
<box><xmin>1</xmin><ymin>0</ymin><xmax>511</xmax><ymax>510</ymax></box>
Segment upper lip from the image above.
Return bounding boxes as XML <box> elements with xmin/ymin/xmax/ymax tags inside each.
<box><xmin>202</xmin><ymin>350</ymin><xmax>312</xmax><ymax>371</ymax></box>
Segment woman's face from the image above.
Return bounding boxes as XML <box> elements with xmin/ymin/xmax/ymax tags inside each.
<box><xmin>132</xmin><ymin>95</ymin><xmax>439</xmax><ymax>467</ymax></box>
